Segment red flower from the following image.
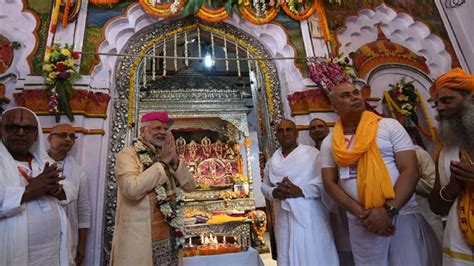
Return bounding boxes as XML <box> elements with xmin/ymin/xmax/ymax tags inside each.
<box><xmin>72</xmin><ymin>52</ymin><xmax>80</xmax><ymax>59</ymax></box>
<box><xmin>56</xmin><ymin>62</ymin><xmax>66</xmax><ymax>71</ymax></box>
<box><xmin>174</xmin><ymin>230</ymin><xmax>184</xmax><ymax>238</ymax></box>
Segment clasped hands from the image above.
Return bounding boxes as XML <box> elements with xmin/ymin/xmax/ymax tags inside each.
<box><xmin>159</xmin><ymin>131</ymin><xmax>179</xmax><ymax>169</ymax></box>
<box><xmin>272</xmin><ymin>176</ymin><xmax>304</xmax><ymax>200</ymax></box>
<box><xmin>358</xmin><ymin>207</ymin><xmax>395</xmax><ymax>237</ymax></box>
<box><xmin>23</xmin><ymin>162</ymin><xmax>64</xmax><ymax>203</ymax></box>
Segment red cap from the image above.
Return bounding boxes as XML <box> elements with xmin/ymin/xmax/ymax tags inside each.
<box><xmin>141</xmin><ymin>112</ymin><xmax>170</xmax><ymax>123</ymax></box>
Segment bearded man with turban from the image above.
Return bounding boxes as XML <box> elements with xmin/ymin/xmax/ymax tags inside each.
<box><xmin>111</xmin><ymin>112</ymin><xmax>196</xmax><ymax>266</ymax></box>
<box><xmin>429</xmin><ymin>68</ymin><xmax>474</xmax><ymax>265</ymax></box>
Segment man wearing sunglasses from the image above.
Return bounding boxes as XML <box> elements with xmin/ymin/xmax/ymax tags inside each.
<box><xmin>0</xmin><ymin>107</ymin><xmax>77</xmax><ymax>265</ymax></box>
<box><xmin>48</xmin><ymin>124</ymin><xmax>91</xmax><ymax>266</ymax></box>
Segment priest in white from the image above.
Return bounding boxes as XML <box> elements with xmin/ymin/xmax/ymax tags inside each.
<box><xmin>261</xmin><ymin>119</ymin><xmax>338</xmax><ymax>266</ymax></box>
<box><xmin>0</xmin><ymin>107</ymin><xmax>76</xmax><ymax>265</ymax></box>
<box><xmin>48</xmin><ymin>124</ymin><xmax>91</xmax><ymax>266</ymax></box>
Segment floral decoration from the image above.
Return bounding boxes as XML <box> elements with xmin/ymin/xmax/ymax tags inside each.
<box><xmin>384</xmin><ymin>78</ymin><xmax>418</xmax><ymax>123</ymax></box>
<box><xmin>133</xmin><ymin>139</ymin><xmax>186</xmax><ymax>249</ymax></box>
<box><xmin>43</xmin><ymin>43</ymin><xmax>81</xmax><ymax>122</ymax></box>
<box><xmin>307</xmin><ymin>54</ymin><xmax>354</xmax><ymax>96</ymax></box>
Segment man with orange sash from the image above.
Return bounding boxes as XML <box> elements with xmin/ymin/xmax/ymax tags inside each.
<box><xmin>111</xmin><ymin>111</ymin><xmax>196</xmax><ymax>266</ymax></box>
<box><xmin>428</xmin><ymin>68</ymin><xmax>474</xmax><ymax>265</ymax></box>
<box><xmin>320</xmin><ymin>83</ymin><xmax>441</xmax><ymax>265</ymax></box>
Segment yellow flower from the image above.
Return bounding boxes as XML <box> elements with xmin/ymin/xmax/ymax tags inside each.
<box><xmin>397</xmin><ymin>95</ymin><xmax>409</xmax><ymax>101</ymax></box>
<box><xmin>60</xmin><ymin>48</ymin><xmax>71</xmax><ymax>57</ymax></box>
<box><xmin>44</xmin><ymin>52</ymin><xmax>51</xmax><ymax>63</ymax></box>
<box><xmin>43</xmin><ymin>64</ymin><xmax>53</xmax><ymax>72</ymax></box>
<box><xmin>65</xmin><ymin>58</ymin><xmax>75</xmax><ymax>67</ymax></box>
<box><xmin>48</xmin><ymin>72</ymin><xmax>58</xmax><ymax>79</ymax></box>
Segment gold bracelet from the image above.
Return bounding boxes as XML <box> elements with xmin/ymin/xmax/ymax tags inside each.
<box><xmin>439</xmin><ymin>186</ymin><xmax>455</xmax><ymax>202</ymax></box>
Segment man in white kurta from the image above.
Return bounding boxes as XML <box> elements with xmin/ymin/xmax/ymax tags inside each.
<box><xmin>48</xmin><ymin>124</ymin><xmax>91</xmax><ymax>266</ymax></box>
<box><xmin>261</xmin><ymin>119</ymin><xmax>338</xmax><ymax>266</ymax></box>
<box><xmin>0</xmin><ymin>107</ymin><xmax>76</xmax><ymax>265</ymax></box>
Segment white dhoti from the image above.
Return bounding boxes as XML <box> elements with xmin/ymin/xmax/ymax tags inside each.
<box><xmin>438</xmin><ymin>146</ymin><xmax>474</xmax><ymax>266</ymax></box>
<box><xmin>262</xmin><ymin>144</ymin><xmax>338</xmax><ymax>266</ymax></box>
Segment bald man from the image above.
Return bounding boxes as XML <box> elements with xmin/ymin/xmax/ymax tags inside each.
<box><xmin>321</xmin><ymin>83</ymin><xmax>440</xmax><ymax>265</ymax></box>
<box><xmin>48</xmin><ymin>124</ymin><xmax>91</xmax><ymax>266</ymax></box>
<box><xmin>0</xmin><ymin>107</ymin><xmax>76</xmax><ymax>265</ymax></box>
<box><xmin>261</xmin><ymin>119</ymin><xmax>338</xmax><ymax>266</ymax></box>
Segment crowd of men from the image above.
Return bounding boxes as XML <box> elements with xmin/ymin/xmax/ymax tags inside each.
<box><xmin>262</xmin><ymin>68</ymin><xmax>474</xmax><ymax>266</ymax></box>
<box><xmin>0</xmin><ymin>67</ymin><xmax>473</xmax><ymax>266</ymax></box>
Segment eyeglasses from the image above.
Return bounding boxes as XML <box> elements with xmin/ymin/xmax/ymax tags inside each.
<box><xmin>4</xmin><ymin>124</ymin><xmax>38</xmax><ymax>134</ymax></box>
<box><xmin>50</xmin><ymin>132</ymin><xmax>78</xmax><ymax>140</ymax></box>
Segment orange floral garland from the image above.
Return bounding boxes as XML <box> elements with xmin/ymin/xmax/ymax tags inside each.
<box><xmin>50</xmin><ymin>0</ymin><xmax>62</xmax><ymax>33</ymax></box>
<box><xmin>238</xmin><ymin>3</ymin><xmax>279</xmax><ymax>25</ymax></box>
<box><xmin>281</xmin><ymin>0</ymin><xmax>318</xmax><ymax>21</ymax></box>
<box><xmin>314</xmin><ymin>0</ymin><xmax>330</xmax><ymax>41</ymax></box>
<box><xmin>196</xmin><ymin>6</ymin><xmax>229</xmax><ymax>23</ymax></box>
<box><xmin>139</xmin><ymin>0</ymin><xmax>185</xmax><ymax>18</ymax></box>
<box><xmin>62</xmin><ymin>0</ymin><xmax>71</xmax><ymax>28</ymax></box>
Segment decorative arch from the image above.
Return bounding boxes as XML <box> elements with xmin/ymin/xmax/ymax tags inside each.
<box><xmin>90</xmin><ymin>2</ymin><xmax>305</xmax><ymax>94</ymax></box>
<box><xmin>335</xmin><ymin>3</ymin><xmax>452</xmax><ymax>80</ymax></box>
<box><xmin>100</xmin><ymin>15</ymin><xmax>299</xmax><ymax>263</ymax></box>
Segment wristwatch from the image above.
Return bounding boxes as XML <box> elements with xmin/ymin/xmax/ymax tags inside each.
<box><xmin>383</xmin><ymin>203</ymin><xmax>399</xmax><ymax>218</ymax></box>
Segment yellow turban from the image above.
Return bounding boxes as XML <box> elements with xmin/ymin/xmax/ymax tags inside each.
<box><xmin>431</xmin><ymin>68</ymin><xmax>474</xmax><ymax>98</ymax></box>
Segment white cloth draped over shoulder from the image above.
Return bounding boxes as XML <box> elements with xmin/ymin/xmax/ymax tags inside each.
<box><xmin>438</xmin><ymin>146</ymin><xmax>474</xmax><ymax>266</ymax></box>
<box><xmin>261</xmin><ymin>144</ymin><xmax>338</xmax><ymax>266</ymax></box>
<box><xmin>0</xmin><ymin>107</ymin><xmax>76</xmax><ymax>265</ymax></box>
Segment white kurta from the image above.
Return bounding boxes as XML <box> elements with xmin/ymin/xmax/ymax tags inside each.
<box><xmin>0</xmin><ymin>144</ymin><xmax>76</xmax><ymax>266</ymax></box>
<box><xmin>0</xmin><ymin>107</ymin><xmax>76</xmax><ymax>266</ymax></box>
<box><xmin>320</xmin><ymin>118</ymin><xmax>441</xmax><ymax>266</ymax></box>
<box><xmin>261</xmin><ymin>144</ymin><xmax>338</xmax><ymax>266</ymax></box>
<box><xmin>57</xmin><ymin>155</ymin><xmax>91</xmax><ymax>251</ymax></box>
<box><xmin>438</xmin><ymin>146</ymin><xmax>474</xmax><ymax>266</ymax></box>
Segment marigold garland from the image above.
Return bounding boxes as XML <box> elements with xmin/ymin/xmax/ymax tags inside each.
<box><xmin>281</xmin><ymin>0</ymin><xmax>318</xmax><ymax>21</ymax></box>
<box><xmin>238</xmin><ymin>3</ymin><xmax>279</xmax><ymax>25</ymax></box>
<box><xmin>139</xmin><ymin>0</ymin><xmax>185</xmax><ymax>17</ymax></box>
<box><xmin>62</xmin><ymin>0</ymin><xmax>71</xmax><ymax>28</ymax></box>
<box><xmin>196</xmin><ymin>6</ymin><xmax>228</xmax><ymax>23</ymax></box>
<box><xmin>133</xmin><ymin>139</ymin><xmax>186</xmax><ymax>249</ymax></box>
<box><xmin>50</xmin><ymin>0</ymin><xmax>62</xmax><ymax>33</ymax></box>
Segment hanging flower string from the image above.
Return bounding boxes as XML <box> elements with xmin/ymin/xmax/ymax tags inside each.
<box><xmin>247</xmin><ymin>49</ymin><xmax>252</xmax><ymax>73</ymax></box>
<box><xmin>174</xmin><ymin>34</ymin><xmax>178</xmax><ymax>72</ymax></box>
<box><xmin>236</xmin><ymin>45</ymin><xmax>241</xmax><ymax>79</ymax></box>
<box><xmin>197</xmin><ymin>27</ymin><xmax>202</xmax><ymax>60</ymax></box>
<box><xmin>132</xmin><ymin>139</ymin><xmax>186</xmax><ymax>249</ymax></box>
<box><xmin>62</xmin><ymin>0</ymin><xmax>71</xmax><ymax>28</ymax></box>
<box><xmin>143</xmin><ymin>56</ymin><xmax>147</xmax><ymax>87</ymax></box>
<box><xmin>224</xmin><ymin>35</ymin><xmax>229</xmax><ymax>73</ymax></box>
<box><xmin>50</xmin><ymin>0</ymin><xmax>62</xmax><ymax>33</ymax></box>
<box><xmin>211</xmin><ymin>32</ymin><xmax>215</xmax><ymax>59</ymax></box>
<box><xmin>184</xmin><ymin>31</ymin><xmax>189</xmax><ymax>68</ymax></box>
<box><xmin>152</xmin><ymin>44</ymin><xmax>156</xmax><ymax>81</ymax></box>
<box><xmin>162</xmin><ymin>39</ymin><xmax>167</xmax><ymax>77</ymax></box>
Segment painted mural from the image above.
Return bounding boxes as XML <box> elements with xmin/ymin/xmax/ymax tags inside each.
<box><xmin>81</xmin><ymin>0</ymin><xmax>135</xmax><ymax>75</ymax></box>
<box><xmin>274</xmin><ymin>12</ymin><xmax>307</xmax><ymax>76</ymax></box>
<box><xmin>322</xmin><ymin>0</ymin><xmax>460</xmax><ymax>68</ymax></box>
<box><xmin>26</xmin><ymin>1</ymin><xmax>53</xmax><ymax>75</ymax></box>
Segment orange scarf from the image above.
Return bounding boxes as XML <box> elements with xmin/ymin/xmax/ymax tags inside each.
<box><xmin>459</xmin><ymin>150</ymin><xmax>474</xmax><ymax>246</ymax></box>
<box><xmin>332</xmin><ymin>111</ymin><xmax>395</xmax><ymax>208</ymax></box>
